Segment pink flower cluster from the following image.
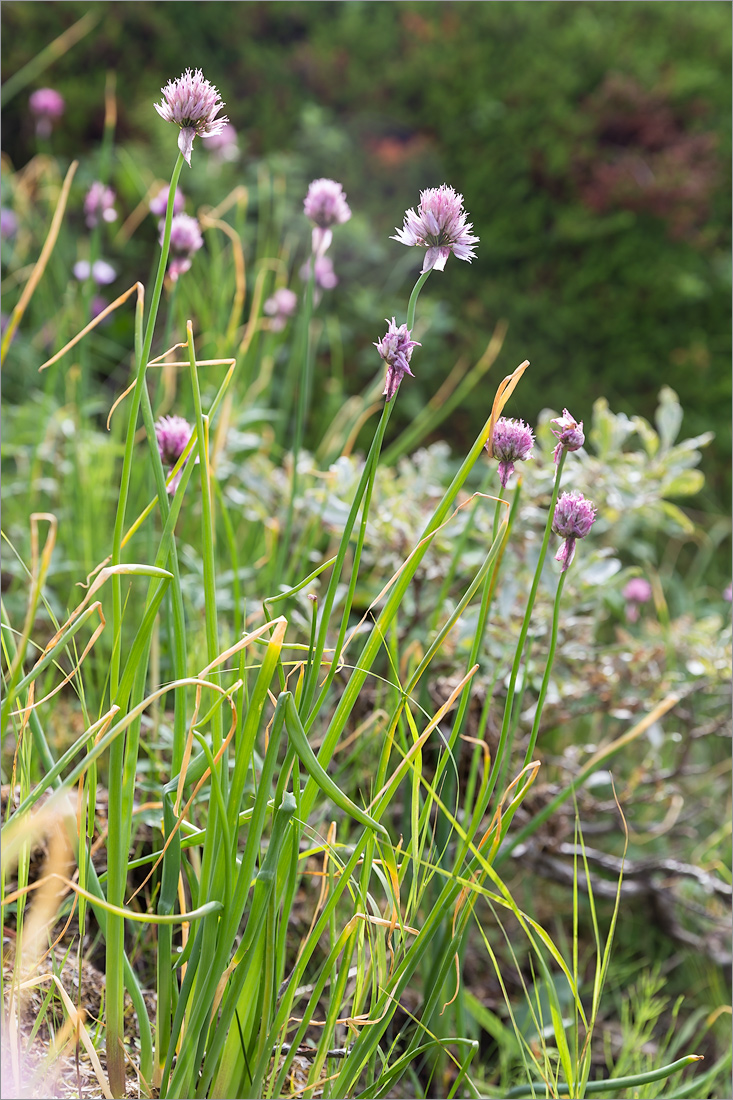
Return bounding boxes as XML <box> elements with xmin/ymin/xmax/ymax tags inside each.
<box><xmin>150</xmin><ymin>185</ymin><xmax>186</xmax><ymax>218</ymax></box>
<box><xmin>29</xmin><ymin>87</ymin><xmax>64</xmax><ymax>137</ymax></box>
<box><xmin>551</xmin><ymin>409</ymin><xmax>585</xmax><ymax>464</ymax></box>
<box><xmin>154</xmin><ymin>68</ymin><xmax>228</xmax><ymax>166</ymax></box>
<box><xmin>84</xmin><ymin>182</ymin><xmax>117</xmax><ymax>228</ymax></box>
<box><xmin>490</xmin><ymin>417</ymin><xmax>535</xmax><ymax>487</ymax></box>
<box><xmin>264</xmin><ymin>287</ymin><xmax>298</xmax><ymax>332</ymax></box>
<box><xmin>375</xmin><ymin>318</ymin><xmax>421</xmax><ymax>402</ymax></box>
<box><xmin>155</xmin><ymin>415</ymin><xmax>194</xmax><ymax>493</ymax></box>
<box><xmin>161</xmin><ymin>213</ymin><xmax>204</xmax><ymax>281</ymax></box>
<box><xmin>303</xmin><ymin>178</ymin><xmax>351</xmax><ymax>257</ymax></box>
<box><xmin>552</xmin><ymin>491</ymin><xmax>597</xmax><ymax>572</ymax></box>
<box><xmin>392</xmin><ymin>184</ymin><xmax>479</xmax><ymax>273</ymax></box>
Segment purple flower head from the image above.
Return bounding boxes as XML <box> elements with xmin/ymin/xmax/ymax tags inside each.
<box><xmin>202</xmin><ymin>121</ymin><xmax>239</xmax><ymax>161</ymax></box>
<box><xmin>29</xmin><ymin>88</ymin><xmax>65</xmax><ymax>137</ymax></box>
<box><xmin>149</xmin><ymin>184</ymin><xmax>185</xmax><ymax>218</ymax></box>
<box><xmin>1</xmin><ymin>208</ymin><xmax>18</xmax><ymax>240</ymax></box>
<box><xmin>264</xmin><ymin>286</ymin><xmax>298</xmax><ymax>331</ymax></box>
<box><xmin>161</xmin><ymin>213</ymin><xmax>203</xmax><ymax>280</ymax></box>
<box><xmin>303</xmin><ymin>178</ymin><xmax>351</xmax><ymax>256</ymax></box>
<box><xmin>622</xmin><ymin>577</ymin><xmax>652</xmax><ymax>622</ymax></box>
<box><xmin>154</xmin><ymin>68</ymin><xmax>228</xmax><ymax>167</ymax></box>
<box><xmin>73</xmin><ymin>259</ymin><xmax>117</xmax><ymax>286</ymax></box>
<box><xmin>84</xmin><ymin>181</ymin><xmax>117</xmax><ymax>228</ymax></box>
<box><xmin>392</xmin><ymin>184</ymin><xmax>479</xmax><ymax>274</ymax></box>
<box><xmin>375</xmin><ymin>318</ymin><xmax>421</xmax><ymax>403</ymax></box>
<box><xmin>622</xmin><ymin>578</ymin><xmax>652</xmax><ymax>604</ymax></box>
<box><xmin>165</xmin><ymin>213</ymin><xmax>203</xmax><ymax>255</ymax></box>
<box><xmin>551</xmin><ymin>408</ymin><xmax>585</xmax><ymax>464</ymax></box>
<box><xmin>155</xmin><ymin>415</ymin><xmax>194</xmax><ymax>493</ymax></box>
<box><xmin>552</xmin><ymin>490</ymin><xmax>597</xmax><ymax>572</ymax></box>
<box><xmin>301</xmin><ymin>254</ymin><xmax>339</xmax><ymax>292</ymax></box>
<box><xmin>489</xmin><ymin>417</ymin><xmax>534</xmax><ymax>488</ymax></box>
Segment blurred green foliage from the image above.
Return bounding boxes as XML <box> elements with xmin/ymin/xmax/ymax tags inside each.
<box><xmin>2</xmin><ymin>1</ymin><xmax>731</xmax><ymax>502</ymax></box>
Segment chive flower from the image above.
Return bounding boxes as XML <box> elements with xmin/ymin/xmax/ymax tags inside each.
<box><xmin>489</xmin><ymin>417</ymin><xmax>534</xmax><ymax>487</ymax></box>
<box><xmin>29</xmin><ymin>88</ymin><xmax>65</xmax><ymax>137</ymax></box>
<box><xmin>149</xmin><ymin>184</ymin><xmax>185</xmax><ymax>218</ymax></box>
<box><xmin>552</xmin><ymin>491</ymin><xmax>597</xmax><ymax>572</ymax></box>
<box><xmin>155</xmin><ymin>415</ymin><xmax>194</xmax><ymax>493</ymax></box>
<box><xmin>622</xmin><ymin>577</ymin><xmax>652</xmax><ymax>622</ymax></box>
<box><xmin>391</xmin><ymin>183</ymin><xmax>479</xmax><ymax>273</ymax></box>
<box><xmin>264</xmin><ymin>287</ymin><xmax>298</xmax><ymax>332</ymax></box>
<box><xmin>154</xmin><ymin>68</ymin><xmax>228</xmax><ymax>167</ymax></box>
<box><xmin>84</xmin><ymin>182</ymin><xmax>117</xmax><ymax>228</ymax></box>
<box><xmin>551</xmin><ymin>408</ymin><xmax>585</xmax><ymax>464</ymax></box>
<box><xmin>303</xmin><ymin>178</ymin><xmax>351</xmax><ymax>256</ymax></box>
<box><xmin>375</xmin><ymin>318</ymin><xmax>420</xmax><ymax>403</ymax></box>
<box><xmin>1</xmin><ymin>208</ymin><xmax>18</xmax><ymax>239</ymax></box>
<box><xmin>161</xmin><ymin>213</ymin><xmax>203</xmax><ymax>281</ymax></box>
<box><xmin>300</xmin><ymin>254</ymin><xmax>338</xmax><ymax>290</ymax></box>
<box><xmin>73</xmin><ymin>259</ymin><xmax>117</xmax><ymax>285</ymax></box>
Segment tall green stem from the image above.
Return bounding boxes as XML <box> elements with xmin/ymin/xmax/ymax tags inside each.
<box><xmin>106</xmin><ymin>151</ymin><xmax>184</xmax><ymax>1099</ymax></box>
<box><xmin>482</xmin><ymin>450</ymin><xmax>567</xmax><ymax>810</ymax></box>
<box><xmin>275</xmin><ymin>261</ymin><xmax>315</xmax><ymax>584</ymax></box>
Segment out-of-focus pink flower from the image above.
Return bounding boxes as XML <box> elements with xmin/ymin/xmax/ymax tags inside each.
<box><xmin>29</xmin><ymin>87</ymin><xmax>65</xmax><ymax>137</ymax></box>
<box><xmin>154</xmin><ymin>68</ymin><xmax>228</xmax><ymax>166</ymax></box>
<box><xmin>552</xmin><ymin>490</ymin><xmax>597</xmax><ymax>572</ymax></box>
<box><xmin>161</xmin><ymin>213</ymin><xmax>203</xmax><ymax>281</ymax></box>
<box><xmin>263</xmin><ymin>286</ymin><xmax>298</xmax><ymax>331</ymax></box>
<box><xmin>392</xmin><ymin>184</ymin><xmax>479</xmax><ymax>273</ymax></box>
<box><xmin>375</xmin><ymin>317</ymin><xmax>421</xmax><ymax>402</ymax></box>
<box><xmin>150</xmin><ymin>184</ymin><xmax>185</xmax><ymax>218</ymax></box>
<box><xmin>165</xmin><ymin>213</ymin><xmax>203</xmax><ymax>254</ymax></box>
<box><xmin>551</xmin><ymin>408</ymin><xmax>585</xmax><ymax>464</ymax></box>
<box><xmin>91</xmin><ymin>295</ymin><xmax>111</xmax><ymax>324</ymax></box>
<box><xmin>622</xmin><ymin>577</ymin><xmax>653</xmax><ymax>622</ymax></box>
<box><xmin>1</xmin><ymin>208</ymin><xmax>18</xmax><ymax>239</ymax></box>
<box><xmin>303</xmin><ymin>178</ymin><xmax>351</xmax><ymax>256</ymax></box>
<box><xmin>155</xmin><ymin>415</ymin><xmax>194</xmax><ymax>493</ymax></box>
<box><xmin>489</xmin><ymin>417</ymin><xmax>535</xmax><ymax>487</ymax></box>
<box><xmin>84</xmin><ymin>181</ymin><xmax>117</xmax><ymax>228</ymax></box>
<box><xmin>299</xmin><ymin>255</ymin><xmax>338</xmax><ymax>305</ymax></box>
<box><xmin>202</xmin><ymin>122</ymin><xmax>239</xmax><ymax>161</ymax></box>
<box><xmin>73</xmin><ymin>259</ymin><xmax>117</xmax><ymax>285</ymax></box>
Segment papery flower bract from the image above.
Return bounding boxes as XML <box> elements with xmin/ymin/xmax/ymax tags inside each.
<box><xmin>154</xmin><ymin>68</ymin><xmax>228</xmax><ymax>166</ymax></box>
<box><xmin>149</xmin><ymin>184</ymin><xmax>185</xmax><ymax>218</ymax></box>
<box><xmin>375</xmin><ymin>318</ymin><xmax>421</xmax><ymax>403</ymax></box>
<box><xmin>392</xmin><ymin>183</ymin><xmax>479</xmax><ymax>274</ymax></box>
<box><xmin>551</xmin><ymin>408</ymin><xmax>585</xmax><ymax>464</ymax></box>
<box><xmin>622</xmin><ymin>577</ymin><xmax>652</xmax><ymax>622</ymax></box>
<box><xmin>303</xmin><ymin>178</ymin><xmax>351</xmax><ymax>256</ymax></box>
<box><xmin>29</xmin><ymin>88</ymin><xmax>65</xmax><ymax>137</ymax></box>
<box><xmin>489</xmin><ymin>417</ymin><xmax>534</xmax><ymax>487</ymax></box>
<box><xmin>202</xmin><ymin>121</ymin><xmax>239</xmax><ymax>161</ymax></box>
<box><xmin>73</xmin><ymin>259</ymin><xmax>117</xmax><ymax>285</ymax></box>
<box><xmin>264</xmin><ymin>286</ymin><xmax>298</xmax><ymax>331</ymax></box>
<box><xmin>155</xmin><ymin>415</ymin><xmax>194</xmax><ymax>493</ymax></box>
<box><xmin>1</xmin><ymin>208</ymin><xmax>18</xmax><ymax>239</ymax></box>
<box><xmin>552</xmin><ymin>490</ymin><xmax>597</xmax><ymax>572</ymax></box>
<box><xmin>84</xmin><ymin>182</ymin><xmax>117</xmax><ymax>228</ymax></box>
